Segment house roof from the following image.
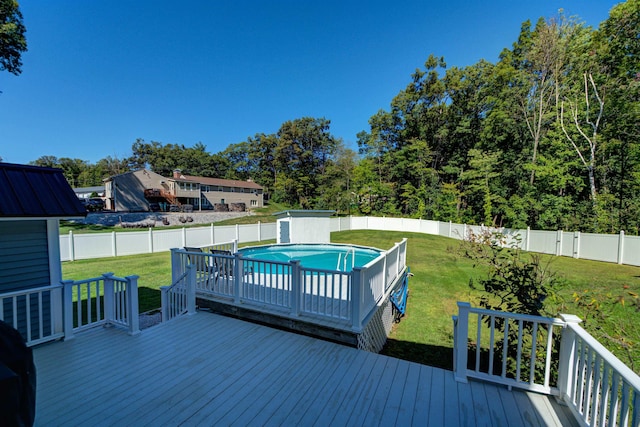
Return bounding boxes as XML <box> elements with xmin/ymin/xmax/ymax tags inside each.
<box><xmin>178</xmin><ymin>175</ymin><xmax>263</xmax><ymax>190</ymax></box>
<box><xmin>0</xmin><ymin>162</ymin><xmax>87</xmax><ymax>218</ymax></box>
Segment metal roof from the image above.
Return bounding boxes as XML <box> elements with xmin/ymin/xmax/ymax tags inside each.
<box><xmin>0</xmin><ymin>162</ymin><xmax>87</xmax><ymax>218</ymax></box>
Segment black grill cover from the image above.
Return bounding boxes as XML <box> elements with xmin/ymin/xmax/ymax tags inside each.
<box><xmin>0</xmin><ymin>320</ymin><xmax>36</xmax><ymax>427</ymax></box>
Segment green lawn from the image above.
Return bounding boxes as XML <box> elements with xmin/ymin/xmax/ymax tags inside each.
<box><xmin>62</xmin><ymin>230</ymin><xmax>640</xmax><ymax>373</ymax></box>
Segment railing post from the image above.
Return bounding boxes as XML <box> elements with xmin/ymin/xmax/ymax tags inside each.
<box><xmin>170</xmin><ymin>248</ymin><xmax>182</xmax><ymax>284</ymax></box>
<box><xmin>125</xmin><ymin>275</ymin><xmax>140</xmax><ymax>335</ymax></box>
<box><xmin>62</xmin><ymin>279</ymin><xmax>75</xmax><ymax>340</ymax></box>
<box><xmin>103</xmin><ymin>272</ymin><xmax>115</xmax><ymax>326</ymax></box>
<box><xmin>454</xmin><ymin>302</ymin><xmax>471</xmax><ymax>382</ymax></box>
<box><xmin>290</xmin><ymin>260</ymin><xmax>301</xmax><ymax>316</ymax></box>
<box><xmin>186</xmin><ymin>265</ymin><xmax>196</xmax><ymax>315</ymax></box>
<box><xmin>160</xmin><ymin>286</ymin><xmax>169</xmax><ymax>322</ymax></box>
<box><xmin>351</xmin><ymin>267</ymin><xmax>363</xmax><ymax>330</ymax></box>
<box><xmin>557</xmin><ymin>314</ymin><xmax>582</xmax><ymax>402</ymax></box>
<box><xmin>234</xmin><ymin>252</ymin><xmax>242</xmax><ymax>304</ymax></box>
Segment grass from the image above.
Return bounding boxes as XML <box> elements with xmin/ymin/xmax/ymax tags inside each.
<box><xmin>62</xmin><ymin>230</ymin><xmax>640</xmax><ymax>373</ymax></box>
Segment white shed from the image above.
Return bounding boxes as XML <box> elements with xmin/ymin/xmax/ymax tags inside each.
<box><xmin>274</xmin><ymin>210</ymin><xmax>335</xmax><ymax>244</ymax></box>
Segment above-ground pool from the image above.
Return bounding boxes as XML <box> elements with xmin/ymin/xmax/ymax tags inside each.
<box><xmin>239</xmin><ymin>244</ymin><xmax>382</xmax><ymax>272</ymax></box>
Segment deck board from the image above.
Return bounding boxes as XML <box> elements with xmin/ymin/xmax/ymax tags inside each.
<box><xmin>33</xmin><ymin>311</ymin><xmax>578</xmax><ymax>426</ymax></box>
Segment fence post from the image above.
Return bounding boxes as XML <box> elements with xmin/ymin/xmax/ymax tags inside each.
<box><xmin>290</xmin><ymin>260</ymin><xmax>301</xmax><ymax>316</ymax></box>
<box><xmin>236</xmin><ymin>224</ymin><xmax>240</xmax><ymax>242</ymax></box>
<box><xmin>210</xmin><ymin>223</ymin><xmax>215</xmax><ymax>245</ymax></box>
<box><xmin>557</xmin><ymin>314</ymin><xmax>582</xmax><ymax>402</ymax></box>
<box><xmin>454</xmin><ymin>302</ymin><xmax>471</xmax><ymax>383</ymax></box>
<box><xmin>573</xmin><ymin>231</ymin><xmax>581</xmax><ymax>259</ymax></box>
<box><xmin>111</xmin><ymin>231</ymin><xmax>117</xmax><ymax>257</ymax></box>
<box><xmin>148</xmin><ymin>227</ymin><xmax>154</xmax><ymax>253</ymax></box>
<box><xmin>556</xmin><ymin>230</ymin><xmax>563</xmax><ymax>256</ymax></box>
<box><xmin>618</xmin><ymin>230</ymin><xmax>625</xmax><ymax>265</ymax></box>
<box><xmin>186</xmin><ymin>265</ymin><xmax>196</xmax><ymax>315</ymax></box>
<box><xmin>125</xmin><ymin>275</ymin><xmax>140</xmax><ymax>335</ymax></box>
<box><xmin>258</xmin><ymin>221</ymin><xmax>262</xmax><ymax>242</ymax></box>
<box><xmin>62</xmin><ymin>279</ymin><xmax>75</xmax><ymax>340</ymax></box>
<box><xmin>103</xmin><ymin>272</ymin><xmax>115</xmax><ymax>326</ymax></box>
<box><xmin>233</xmin><ymin>239</ymin><xmax>239</xmax><ymax>253</ymax></box>
<box><xmin>449</xmin><ymin>221</ymin><xmax>452</xmax><ymax>238</ymax></box>
<box><xmin>69</xmin><ymin>231</ymin><xmax>75</xmax><ymax>261</ymax></box>
<box><xmin>351</xmin><ymin>267</ymin><xmax>363</xmax><ymax>330</ymax></box>
<box><xmin>182</xmin><ymin>227</ymin><xmax>187</xmax><ymax>247</ymax></box>
<box><xmin>526</xmin><ymin>227</ymin><xmax>531</xmax><ymax>251</ymax></box>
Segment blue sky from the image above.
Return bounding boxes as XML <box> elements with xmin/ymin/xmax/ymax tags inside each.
<box><xmin>0</xmin><ymin>0</ymin><xmax>620</xmax><ymax>165</ymax></box>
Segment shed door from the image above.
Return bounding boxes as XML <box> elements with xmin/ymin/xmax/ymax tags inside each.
<box><xmin>279</xmin><ymin>220</ymin><xmax>290</xmax><ymax>244</ymax></box>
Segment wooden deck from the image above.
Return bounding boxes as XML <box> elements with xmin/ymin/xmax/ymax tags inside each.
<box><xmin>33</xmin><ymin>311</ymin><xmax>577</xmax><ymax>426</ymax></box>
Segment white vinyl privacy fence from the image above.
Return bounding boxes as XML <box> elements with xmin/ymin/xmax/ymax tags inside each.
<box><xmin>62</xmin><ymin>216</ymin><xmax>640</xmax><ymax>267</ymax></box>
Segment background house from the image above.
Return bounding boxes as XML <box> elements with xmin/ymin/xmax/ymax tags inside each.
<box><xmin>0</xmin><ymin>162</ymin><xmax>87</xmax><ymax>341</ymax></box>
<box><xmin>73</xmin><ymin>185</ymin><xmax>105</xmax><ymax>200</ymax></box>
<box><xmin>104</xmin><ymin>169</ymin><xmax>264</xmax><ymax>212</ymax></box>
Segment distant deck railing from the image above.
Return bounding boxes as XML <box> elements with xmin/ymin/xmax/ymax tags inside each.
<box><xmin>453</xmin><ymin>302</ymin><xmax>640</xmax><ymax>426</ymax></box>
<box><xmin>62</xmin><ymin>273</ymin><xmax>140</xmax><ymax>338</ymax></box>
<box><xmin>170</xmin><ymin>238</ymin><xmax>408</xmax><ymax>331</ymax></box>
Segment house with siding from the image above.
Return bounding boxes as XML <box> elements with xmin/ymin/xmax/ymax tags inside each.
<box><xmin>104</xmin><ymin>169</ymin><xmax>264</xmax><ymax>212</ymax></box>
<box><xmin>0</xmin><ymin>162</ymin><xmax>87</xmax><ymax>342</ymax></box>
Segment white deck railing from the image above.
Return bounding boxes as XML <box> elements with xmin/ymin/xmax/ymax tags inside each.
<box><xmin>161</xmin><ymin>265</ymin><xmax>196</xmax><ymax>322</ymax></box>
<box><xmin>0</xmin><ymin>285</ymin><xmax>65</xmax><ymax>346</ymax></box>
<box><xmin>171</xmin><ymin>238</ymin><xmax>408</xmax><ymax>330</ymax></box>
<box><xmin>453</xmin><ymin>302</ymin><xmax>640</xmax><ymax>426</ymax></box>
<box><xmin>61</xmin><ymin>273</ymin><xmax>140</xmax><ymax>338</ymax></box>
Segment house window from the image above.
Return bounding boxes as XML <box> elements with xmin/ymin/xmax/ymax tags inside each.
<box><xmin>251</xmin><ymin>200</ymin><xmax>257</xmax><ymax>206</ymax></box>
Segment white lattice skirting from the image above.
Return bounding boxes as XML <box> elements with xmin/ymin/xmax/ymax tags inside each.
<box><xmin>357</xmin><ymin>298</ymin><xmax>395</xmax><ymax>353</ymax></box>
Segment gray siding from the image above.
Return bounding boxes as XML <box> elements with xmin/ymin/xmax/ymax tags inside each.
<box><xmin>0</xmin><ymin>220</ymin><xmax>50</xmax><ymax>292</ymax></box>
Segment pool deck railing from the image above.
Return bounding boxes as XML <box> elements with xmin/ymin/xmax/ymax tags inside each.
<box><xmin>169</xmin><ymin>238</ymin><xmax>408</xmax><ymax>332</ymax></box>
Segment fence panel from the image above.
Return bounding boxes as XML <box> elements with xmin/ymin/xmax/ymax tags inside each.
<box><xmin>116</xmin><ymin>231</ymin><xmax>150</xmax><ymax>256</ymax></box>
<box><xmin>73</xmin><ymin>233</ymin><xmax>113</xmax><ymax>259</ymax></box>
<box><xmin>260</xmin><ymin>222</ymin><xmax>277</xmax><ymax>241</ymax></box>
<box><xmin>580</xmin><ymin>233</ymin><xmax>618</xmax><ymax>263</ymax></box>
<box><xmin>184</xmin><ymin>226</ymin><xmax>212</xmax><ymax>248</ymax></box>
<box><xmin>213</xmin><ymin>225</ymin><xmax>237</xmax><ymax>243</ymax></box>
<box><xmin>238</xmin><ymin>223</ymin><xmax>260</xmax><ymax>243</ymax></box>
<box><xmin>528</xmin><ymin>230</ymin><xmax>557</xmax><ymax>254</ymax></box>
<box><xmin>60</xmin><ymin>235</ymin><xmax>71</xmax><ymax>261</ymax></box>
<box><xmin>623</xmin><ymin>235</ymin><xmax>640</xmax><ymax>266</ymax></box>
<box><xmin>153</xmin><ymin>229</ymin><xmax>184</xmax><ymax>252</ymax></box>
<box><xmin>419</xmin><ymin>219</ymin><xmax>439</xmax><ymax>235</ymax></box>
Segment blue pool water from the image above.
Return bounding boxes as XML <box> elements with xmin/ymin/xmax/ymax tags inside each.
<box><xmin>239</xmin><ymin>244</ymin><xmax>382</xmax><ymax>272</ymax></box>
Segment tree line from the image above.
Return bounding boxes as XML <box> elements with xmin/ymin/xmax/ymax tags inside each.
<box><xmin>30</xmin><ymin>1</ymin><xmax>639</xmax><ymax>234</ymax></box>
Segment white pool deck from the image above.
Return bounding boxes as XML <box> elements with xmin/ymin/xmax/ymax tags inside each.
<box><xmin>33</xmin><ymin>311</ymin><xmax>577</xmax><ymax>426</ymax></box>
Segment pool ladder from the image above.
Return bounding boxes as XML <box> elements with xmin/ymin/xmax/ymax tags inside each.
<box><xmin>336</xmin><ymin>246</ymin><xmax>356</xmax><ymax>271</ymax></box>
